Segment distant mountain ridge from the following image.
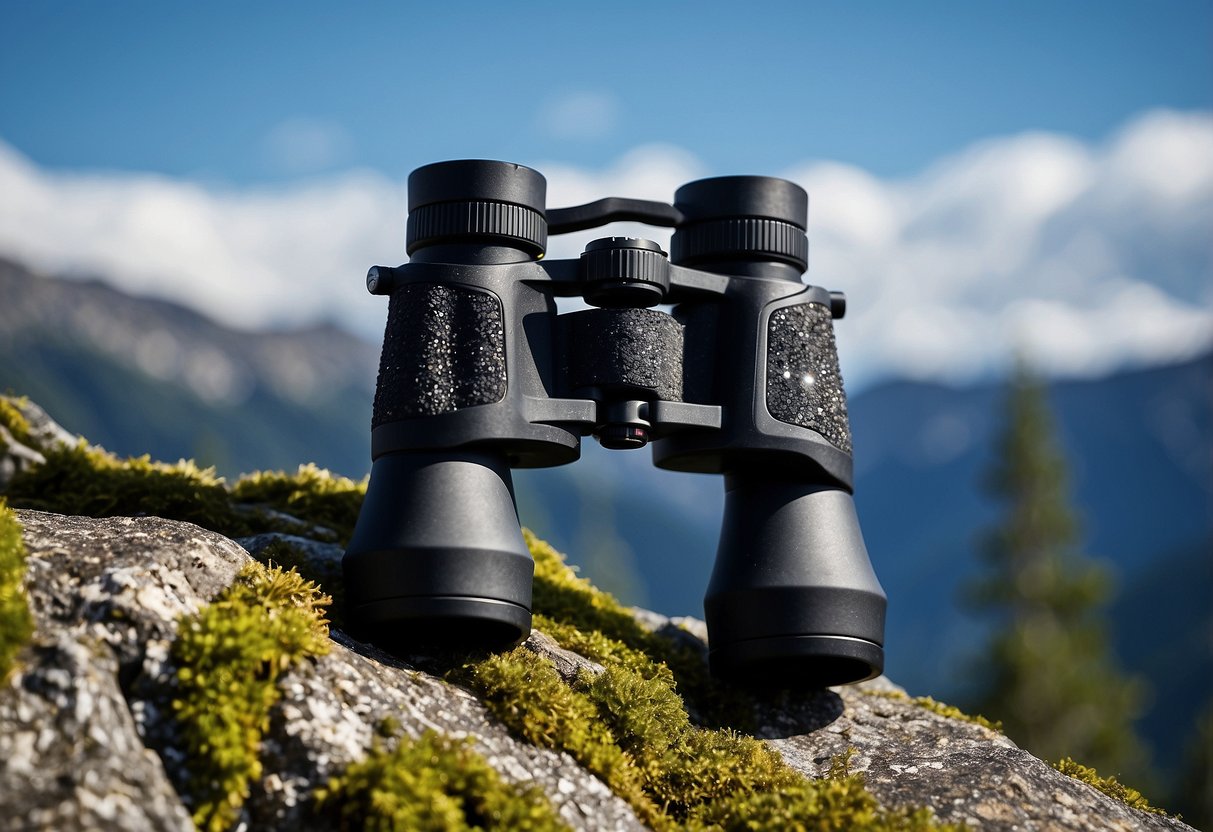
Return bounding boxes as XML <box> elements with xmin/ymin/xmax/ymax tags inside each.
<box><xmin>2</xmin><ymin>257</ymin><xmax>1209</xmax><ymax>788</ymax></box>
<box><xmin>0</xmin><ymin>257</ymin><xmax>377</xmax><ymax>475</ymax></box>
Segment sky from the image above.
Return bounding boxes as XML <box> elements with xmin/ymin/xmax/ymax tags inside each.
<box><xmin>1</xmin><ymin>0</ymin><xmax>1210</xmax><ymax>389</ymax></box>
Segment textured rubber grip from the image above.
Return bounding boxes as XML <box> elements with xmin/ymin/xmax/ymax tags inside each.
<box><xmin>372</xmin><ymin>283</ymin><xmax>507</xmax><ymax>427</ymax></box>
<box><xmin>563</xmin><ymin>308</ymin><xmax>684</xmax><ymax>401</ymax></box>
<box><xmin>765</xmin><ymin>302</ymin><xmax>852</xmax><ymax>453</ymax></box>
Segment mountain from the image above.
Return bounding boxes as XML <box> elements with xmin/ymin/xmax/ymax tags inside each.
<box><xmin>2</xmin><ymin>258</ymin><xmax>1209</xmax><ymax>787</ymax></box>
<box><xmin>0</xmin><ymin>257</ymin><xmax>378</xmax><ymax>476</ymax></box>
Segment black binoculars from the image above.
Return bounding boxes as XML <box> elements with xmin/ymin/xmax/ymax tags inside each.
<box><xmin>343</xmin><ymin>159</ymin><xmax>886</xmax><ymax>688</ymax></box>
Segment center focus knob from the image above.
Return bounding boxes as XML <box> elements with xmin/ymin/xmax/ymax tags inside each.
<box><xmin>580</xmin><ymin>237</ymin><xmax>671</xmax><ymax>308</ymax></box>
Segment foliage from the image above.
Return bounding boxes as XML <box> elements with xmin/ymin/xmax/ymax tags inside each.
<box><xmin>1053</xmin><ymin>757</ymin><xmax>1168</xmax><ymax>816</ymax></box>
<box><xmin>313</xmin><ymin>730</ymin><xmax>569</xmax><ymax>832</ymax></box>
<box><xmin>1175</xmin><ymin>700</ymin><xmax>1213</xmax><ymax>830</ymax></box>
<box><xmin>963</xmin><ymin>362</ymin><xmax>1151</xmax><ymax>783</ymax></box>
<box><xmin>0</xmin><ymin>499</ymin><xmax>33</xmax><ymax>682</ymax></box>
<box><xmin>171</xmin><ymin>562</ymin><xmax>331</xmax><ymax>832</ymax></box>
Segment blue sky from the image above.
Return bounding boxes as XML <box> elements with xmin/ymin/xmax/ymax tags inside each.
<box><xmin>2</xmin><ymin>1</ymin><xmax>1210</xmax><ymax>183</ymax></box>
<box><xmin>1</xmin><ymin>1</ymin><xmax>1210</xmax><ymax>389</ymax></box>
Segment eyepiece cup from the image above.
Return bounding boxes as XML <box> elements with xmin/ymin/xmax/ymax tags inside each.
<box><xmin>671</xmin><ymin>176</ymin><xmax>809</xmax><ymax>270</ymax></box>
<box><xmin>674</xmin><ymin>176</ymin><xmax>808</xmax><ymax>228</ymax></box>
<box><xmin>408</xmin><ymin>159</ymin><xmax>546</xmax><ymax>213</ymax></box>
<box><xmin>405</xmin><ymin>159</ymin><xmax>549</xmax><ymax>256</ymax></box>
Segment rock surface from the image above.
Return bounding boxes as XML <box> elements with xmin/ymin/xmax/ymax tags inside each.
<box><xmin>0</xmin><ymin>509</ymin><xmax>1194</xmax><ymax>832</ymax></box>
<box><xmin>0</xmin><ymin>397</ymin><xmax>78</xmax><ymax>490</ymax></box>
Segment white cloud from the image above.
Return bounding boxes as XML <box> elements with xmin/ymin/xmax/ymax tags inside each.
<box><xmin>537</xmin><ymin>91</ymin><xmax>620</xmax><ymax>141</ymax></box>
<box><xmin>788</xmin><ymin>110</ymin><xmax>1213</xmax><ymax>385</ymax></box>
<box><xmin>0</xmin><ymin>109</ymin><xmax>1209</xmax><ymax>388</ymax></box>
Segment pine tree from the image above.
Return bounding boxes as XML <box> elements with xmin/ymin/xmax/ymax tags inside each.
<box><xmin>964</xmin><ymin>361</ymin><xmax>1150</xmax><ymax>782</ymax></box>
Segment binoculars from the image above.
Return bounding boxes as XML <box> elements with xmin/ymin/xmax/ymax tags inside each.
<box><xmin>343</xmin><ymin>159</ymin><xmax>886</xmax><ymax>688</ymax></box>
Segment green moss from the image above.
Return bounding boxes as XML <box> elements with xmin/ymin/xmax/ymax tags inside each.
<box><xmin>313</xmin><ymin>730</ymin><xmax>570</xmax><ymax>831</ymax></box>
<box><xmin>457</xmin><ymin>648</ymin><xmax>660</xmax><ymax>826</ymax></box>
<box><xmin>249</xmin><ymin>537</ymin><xmax>347</xmax><ymax>630</ymax></box>
<box><xmin>1053</xmin><ymin>757</ymin><xmax>1170</xmax><ymax>817</ymax></box>
<box><xmin>0</xmin><ymin>417</ymin><xmax>962</xmax><ymax>829</ymax></box>
<box><xmin>3</xmin><ymin>442</ymin><xmax>368</xmax><ymax>549</ymax></box>
<box><xmin>171</xmin><ymin>562</ymin><xmax>332</xmax><ymax>832</ymax></box>
<box><xmin>231</xmin><ymin>464</ymin><xmax>366</xmax><ymax>545</ymax></box>
<box><xmin>5</xmin><ymin>442</ymin><xmax>248</xmax><ymax>535</ymax></box>
<box><xmin>912</xmin><ymin>696</ymin><xmax>1002</xmax><ymax>733</ymax></box>
<box><xmin>0</xmin><ymin>499</ymin><xmax>34</xmax><ymax>682</ymax></box>
<box><xmin>527</xmin><ymin>530</ymin><xmax>754</xmax><ymax>729</ymax></box>
<box><xmin>689</xmin><ymin>751</ymin><xmax>950</xmax><ymax>831</ymax></box>
<box><xmin>865</xmin><ymin>690</ymin><xmax>1002</xmax><ymax>733</ymax></box>
<box><xmin>0</xmin><ymin>396</ymin><xmax>33</xmax><ymax>448</ymax></box>
<box><xmin>460</xmin><ymin>598</ymin><xmax>959</xmax><ymax>830</ymax></box>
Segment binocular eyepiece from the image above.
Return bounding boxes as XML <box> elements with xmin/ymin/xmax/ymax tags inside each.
<box><xmin>343</xmin><ymin>159</ymin><xmax>886</xmax><ymax>688</ymax></box>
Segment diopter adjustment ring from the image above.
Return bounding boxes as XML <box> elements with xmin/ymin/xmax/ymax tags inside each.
<box><xmin>406</xmin><ymin>200</ymin><xmax>548</xmax><ymax>256</ymax></box>
<box><xmin>580</xmin><ymin>237</ymin><xmax>670</xmax><ymax>308</ymax></box>
<box><xmin>671</xmin><ymin>218</ymin><xmax>808</xmax><ymax>271</ymax></box>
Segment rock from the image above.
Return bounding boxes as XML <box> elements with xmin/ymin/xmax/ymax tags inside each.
<box><xmin>0</xmin><ymin>508</ymin><xmax>1194</xmax><ymax>831</ymax></box>
<box><xmin>0</xmin><ymin>395</ymin><xmax>94</xmax><ymax>490</ymax></box>
<box><xmin>7</xmin><ymin>397</ymin><xmax>79</xmax><ymax>454</ymax></box>
<box><xmin>3</xmin><ymin>511</ymin><xmax>645</xmax><ymax>832</ymax></box>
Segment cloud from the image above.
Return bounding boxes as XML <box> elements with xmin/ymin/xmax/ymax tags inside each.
<box><xmin>785</xmin><ymin>109</ymin><xmax>1213</xmax><ymax>385</ymax></box>
<box><xmin>0</xmin><ymin>109</ymin><xmax>1209</xmax><ymax>388</ymax></box>
<box><xmin>537</xmin><ymin>91</ymin><xmax>620</xmax><ymax>141</ymax></box>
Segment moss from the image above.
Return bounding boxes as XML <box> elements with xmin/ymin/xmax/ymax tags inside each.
<box><xmin>689</xmin><ymin>751</ymin><xmax>950</xmax><ymax>831</ymax></box>
<box><xmin>912</xmin><ymin>696</ymin><xmax>1002</xmax><ymax>733</ymax></box>
<box><xmin>313</xmin><ymin>729</ymin><xmax>570</xmax><ymax>831</ymax></box>
<box><xmin>3</xmin><ymin>443</ymin><xmax>367</xmax><ymax>549</ymax></box>
<box><xmin>457</xmin><ymin>648</ymin><xmax>660</xmax><ymax>826</ymax></box>
<box><xmin>249</xmin><ymin>537</ymin><xmax>347</xmax><ymax>630</ymax></box>
<box><xmin>0</xmin><ymin>499</ymin><xmax>34</xmax><ymax>682</ymax></box>
<box><xmin>864</xmin><ymin>690</ymin><xmax>1002</xmax><ymax>733</ymax></box>
<box><xmin>4</xmin><ymin>442</ymin><xmax>248</xmax><ymax>535</ymax></box>
<box><xmin>527</xmin><ymin>529</ymin><xmax>754</xmax><ymax>729</ymax></box>
<box><xmin>171</xmin><ymin>562</ymin><xmax>331</xmax><ymax>832</ymax></box>
<box><xmin>0</xmin><ymin>396</ymin><xmax>33</xmax><ymax>448</ymax></box>
<box><xmin>1053</xmin><ymin>757</ymin><xmax>1170</xmax><ymax>817</ymax></box>
<box><xmin>459</xmin><ymin>621</ymin><xmax>958</xmax><ymax>830</ymax></box>
<box><xmin>231</xmin><ymin>464</ymin><xmax>366</xmax><ymax>545</ymax></box>
<box><xmin>0</xmin><ymin>417</ymin><xmax>960</xmax><ymax>829</ymax></box>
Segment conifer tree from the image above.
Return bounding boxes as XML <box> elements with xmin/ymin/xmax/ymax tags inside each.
<box><xmin>964</xmin><ymin>361</ymin><xmax>1149</xmax><ymax>781</ymax></box>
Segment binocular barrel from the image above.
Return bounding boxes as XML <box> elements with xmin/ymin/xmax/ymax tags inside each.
<box><xmin>343</xmin><ymin>159</ymin><xmax>886</xmax><ymax>688</ymax></box>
